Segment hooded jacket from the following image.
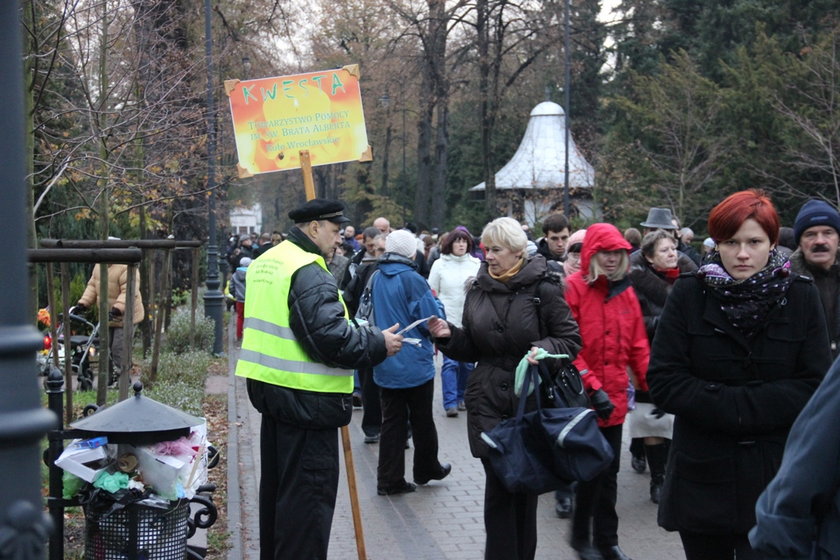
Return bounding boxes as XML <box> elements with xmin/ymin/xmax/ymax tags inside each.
<box><xmin>564</xmin><ymin>223</ymin><xmax>650</xmax><ymax>427</ymax></box>
<box><xmin>435</xmin><ymin>255</ymin><xmax>581</xmax><ymax>458</ymax></box>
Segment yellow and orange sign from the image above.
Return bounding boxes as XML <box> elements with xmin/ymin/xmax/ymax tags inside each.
<box><xmin>225</xmin><ymin>65</ymin><xmax>371</xmax><ymax>177</ymax></box>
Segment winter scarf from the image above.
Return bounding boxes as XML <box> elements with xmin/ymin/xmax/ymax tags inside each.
<box><xmin>698</xmin><ymin>248</ymin><xmax>793</xmax><ymax>338</ymax></box>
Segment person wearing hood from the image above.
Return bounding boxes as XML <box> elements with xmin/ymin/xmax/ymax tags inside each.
<box><xmin>427</xmin><ymin>228</ymin><xmax>481</xmax><ymax>417</ymax></box>
<box><xmin>648</xmin><ymin>190</ymin><xmax>830</xmax><ymax>560</ymax></box>
<box><xmin>563</xmin><ymin>229</ymin><xmax>587</xmax><ymax>279</ymax></box>
<box><xmin>564</xmin><ymin>222</ymin><xmax>650</xmax><ymax>560</ymax></box>
<box><xmin>372</xmin><ymin>229</ymin><xmax>452</xmax><ymax>496</ymax></box>
<box><xmin>428</xmin><ymin>217</ymin><xmax>581</xmax><ymax>560</ymax></box>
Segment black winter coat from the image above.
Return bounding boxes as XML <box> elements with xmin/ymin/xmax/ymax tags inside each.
<box><xmin>435</xmin><ymin>255</ymin><xmax>581</xmax><ymax>458</ymax></box>
<box><xmin>648</xmin><ymin>274</ymin><xmax>831</xmax><ymax>535</ymax></box>
<box><xmin>789</xmin><ymin>248</ymin><xmax>840</xmax><ymax>358</ymax></box>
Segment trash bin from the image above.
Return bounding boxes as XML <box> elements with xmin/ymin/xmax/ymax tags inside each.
<box><xmin>84</xmin><ymin>499</ymin><xmax>190</xmax><ymax>560</ymax></box>
<box><xmin>66</xmin><ymin>382</ymin><xmax>209</xmax><ymax>560</ymax></box>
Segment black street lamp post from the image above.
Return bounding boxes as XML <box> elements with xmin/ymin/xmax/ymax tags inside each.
<box><xmin>203</xmin><ymin>0</ymin><xmax>224</xmax><ymax>355</ymax></box>
<box><xmin>563</xmin><ymin>0</ymin><xmax>571</xmax><ymax>217</ymax></box>
<box><xmin>0</xmin><ymin>1</ymin><xmax>58</xmax><ymax>555</ymax></box>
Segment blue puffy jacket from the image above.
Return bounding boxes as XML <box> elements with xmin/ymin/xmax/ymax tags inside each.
<box><xmin>372</xmin><ymin>253</ymin><xmax>444</xmax><ymax>389</ymax></box>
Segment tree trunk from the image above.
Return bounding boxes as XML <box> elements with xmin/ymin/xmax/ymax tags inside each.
<box><xmin>415</xmin><ymin>91</ymin><xmax>434</xmax><ymax>228</ymax></box>
<box><xmin>476</xmin><ymin>0</ymin><xmax>497</xmax><ymax>221</ymax></box>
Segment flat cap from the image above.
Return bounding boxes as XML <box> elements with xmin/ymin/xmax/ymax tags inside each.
<box><xmin>288</xmin><ymin>198</ymin><xmax>351</xmax><ymax>225</ymax></box>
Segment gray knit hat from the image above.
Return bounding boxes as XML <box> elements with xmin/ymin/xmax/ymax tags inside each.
<box><xmin>386</xmin><ymin>230</ymin><xmax>417</xmax><ymax>258</ymax></box>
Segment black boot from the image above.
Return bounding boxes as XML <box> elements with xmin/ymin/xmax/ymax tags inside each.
<box><xmin>555</xmin><ymin>482</ymin><xmax>575</xmax><ymax>518</ymax></box>
<box><xmin>629</xmin><ymin>437</ymin><xmax>646</xmax><ymax>473</ymax></box>
<box><xmin>645</xmin><ymin>441</ymin><xmax>669</xmax><ymax>504</ymax></box>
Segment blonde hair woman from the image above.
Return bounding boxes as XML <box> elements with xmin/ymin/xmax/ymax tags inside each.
<box><xmin>429</xmin><ymin>217</ymin><xmax>581</xmax><ymax>560</ymax></box>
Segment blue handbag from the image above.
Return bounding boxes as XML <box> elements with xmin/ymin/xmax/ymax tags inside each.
<box><xmin>480</xmin><ymin>364</ymin><xmax>614</xmax><ymax>494</ymax></box>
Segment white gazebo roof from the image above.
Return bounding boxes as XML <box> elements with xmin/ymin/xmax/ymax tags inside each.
<box><xmin>470</xmin><ymin>101</ymin><xmax>594</xmax><ymax>192</ymax></box>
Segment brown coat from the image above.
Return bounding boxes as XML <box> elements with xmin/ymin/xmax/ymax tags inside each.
<box><xmin>435</xmin><ymin>255</ymin><xmax>582</xmax><ymax>458</ymax></box>
<box><xmin>78</xmin><ymin>264</ymin><xmax>144</xmax><ymax>325</ymax></box>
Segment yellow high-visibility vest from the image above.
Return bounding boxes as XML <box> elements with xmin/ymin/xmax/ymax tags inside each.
<box><xmin>234</xmin><ymin>241</ymin><xmax>353</xmax><ymax>393</ymax></box>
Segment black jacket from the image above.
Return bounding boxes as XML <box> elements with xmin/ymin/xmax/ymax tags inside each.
<box><xmin>536</xmin><ymin>238</ymin><xmax>564</xmax><ymax>263</ymax></box>
<box><xmin>628</xmin><ymin>250</ymin><xmax>697</xmax><ymax>341</ymax></box>
<box><xmin>435</xmin><ymin>255</ymin><xmax>581</xmax><ymax>458</ymax></box>
<box><xmin>789</xmin><ymin>248</ymin><xmax>840</xmax><ymax>358</ymax></box>
<box><xmin>247</xmin><ymin>227</ymin><xmax>389</xmax><ymax>430</ymax></box>
<box><xmin>648</xmin><ymin>274</ymin><xmax>831</xmax><ymax>534</ymax></box>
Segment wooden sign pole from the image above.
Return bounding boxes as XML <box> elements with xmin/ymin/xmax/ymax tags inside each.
<box><xmin>299</xmin><ymin>150</ymin><xmax>317</xmax><ymax>201</ymax></box>
<box><xmin>299</xmin><ymin>149</ymin><xmax>367</xmax><ymax>560</ymax></box>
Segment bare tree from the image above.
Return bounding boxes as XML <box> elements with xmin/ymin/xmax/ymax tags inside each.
<box><xmin>772</xmin><ymin>31</ymin><xmax>840</xmax><ymax>206</ymax></box>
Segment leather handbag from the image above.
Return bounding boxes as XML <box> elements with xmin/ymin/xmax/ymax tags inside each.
<box><xmin>539</xmin><ymin>360</ymin><xmax>590</xmax><ymax>409</ymax></box>
<box><xmin>481</xmin><ymin>364</ymin><xmax>614</xmax><ymax>494</ymax></box>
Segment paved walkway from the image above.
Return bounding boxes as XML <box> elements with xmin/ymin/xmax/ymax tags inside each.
<box><xmin>225</xmin><ymin>340</ymin><xmax>684</xmax><ymax>559</ymax></box>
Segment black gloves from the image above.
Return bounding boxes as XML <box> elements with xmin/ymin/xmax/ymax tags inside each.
<box><xmin>108</xmin><ymin>307</ymin><xmax>122</xmax><ymax>323</ymax></box>
<box><xmin>72</xmin><ymin>303</ymin><xmax>86</xmax><ymax>315</ymax></box>
<box><xmin>635</xmin><ymin>390</ymin><xmax>666</xmax><ymax>418</ymax></box>
<box><xmin>590</xmin><ymin>389</ymin><xmax>615</xmax><ymax>420</ymax></box>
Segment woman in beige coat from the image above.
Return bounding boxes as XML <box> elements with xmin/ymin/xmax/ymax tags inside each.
<box><xmin>76</xmin><ymin>264</ymin><xmax>144</xmax><ymax>381</ymax></box>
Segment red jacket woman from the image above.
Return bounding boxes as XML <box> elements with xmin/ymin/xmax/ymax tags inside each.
<box><xmin>565</xmin><ymin>223</ymin><xmax>649</xmax><ymax>427</ymax></box>
<box><xmin>563</xmin><ymin>222</ymin><xmax>649</xmax><ymax>560</ymax></box>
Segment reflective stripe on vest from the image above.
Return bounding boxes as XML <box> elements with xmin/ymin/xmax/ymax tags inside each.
<box><xmin>234</xmin><ymin>241</ymin><xmax>353</xmax><ymax>393</ymax></box>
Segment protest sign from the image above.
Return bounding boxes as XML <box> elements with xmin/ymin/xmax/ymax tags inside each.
<box><xmin>226</xmin><ymin>64</ymin><xmax>371</xmax><ymax>177</ymax></box>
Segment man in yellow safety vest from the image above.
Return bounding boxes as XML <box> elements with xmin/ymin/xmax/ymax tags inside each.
<box><xmin>235</xmin><ymin>198</ymin><xmax>403</xmax><ymax>560</ymax></box>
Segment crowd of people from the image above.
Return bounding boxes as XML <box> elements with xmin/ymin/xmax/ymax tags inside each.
<box><xmin>231</xmin><ymin>192</ymin><xmax>840</xmax><ymax>560</ymax></box>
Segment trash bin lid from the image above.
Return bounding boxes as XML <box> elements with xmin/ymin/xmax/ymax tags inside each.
<box><xmin>70</xmin><ymin>382</ymin><xmax>204</xmax><ymax>444</ymax></box>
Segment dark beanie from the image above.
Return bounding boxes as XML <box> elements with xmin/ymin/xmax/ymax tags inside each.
<box><xmin>793</xmin><ymin>199</ymin><xmax>840</xmax><ymax>245</ymax></box>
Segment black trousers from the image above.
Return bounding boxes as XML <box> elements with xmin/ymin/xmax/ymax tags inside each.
<box><xmin>257</xmin><ymin>413</ymin><xmax>339</xmax><ymax>560</ymax></box>
<box><xmin>572</xmin><ymin>423</ymin><xmax>624</xmax><ymax>548</ymax></box>
<box><xmin>359</xmin><ymin>366</ymin><xmax>382</xmax><ymax>437</ymax></box>
<box><xmin>377</xmin><ymin>378</ymin><xmax>442</xmax><ymax>487</ymax></box>
<box><xmin>480</xmin><ymin>458</ymin><xmax>538</xmax><ymax>560</ymax></box>
<box><xmin>679</xmin><ymin>532</ymin><xmax>760</xmax><ymax>560</ymax></box>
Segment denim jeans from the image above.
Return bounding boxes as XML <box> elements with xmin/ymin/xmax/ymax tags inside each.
<box><xmin>441</xmin><ymin>356</ymin><xmax>474</xmax><ymax>410</ymax></box>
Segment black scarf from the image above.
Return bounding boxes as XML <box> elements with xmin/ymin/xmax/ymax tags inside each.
<box><xmin>698</xmin><ymin>248</ymin><xmax>793</xmax><ymax>338</ymax></box>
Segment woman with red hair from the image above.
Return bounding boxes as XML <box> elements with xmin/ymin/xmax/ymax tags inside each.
<box><xmin>648</xmin><ymin>190</ymin><xmax>831</xmax><ymax>559</ymax></box>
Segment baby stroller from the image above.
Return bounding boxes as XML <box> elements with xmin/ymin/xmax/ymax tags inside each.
<box><xmin>39</xmin><ymin>308</ymin><xmax>100</xmax><ymax>391</ymax></box>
